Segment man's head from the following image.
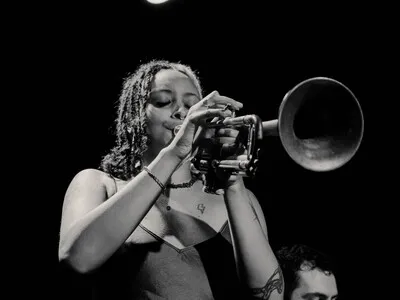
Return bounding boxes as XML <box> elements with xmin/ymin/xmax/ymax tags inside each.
<box><xmin>276</xmin><ymin>244</ymin><xmax>338</xmax><ymax>300</ymax></box>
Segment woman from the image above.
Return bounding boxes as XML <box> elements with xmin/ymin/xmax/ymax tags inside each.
<box><xmin>58</xmin><ymin>60</ymin><xmax>284</xmax><ymax>299</ymax></box>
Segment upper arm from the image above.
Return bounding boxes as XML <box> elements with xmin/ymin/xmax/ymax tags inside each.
<box><xmin>59</xmin><ymin>168</ymin><xmax>108</xmax><ymax>242</ymax></box>
<box><xmin>246</xmin><ymin>189</ymin><xmax>269</xmax><ymax>240</ymax></box>
<box><xmin>246</xmin><ymin>189</ymin><xmax>284</xmax><ymax>299</ymax></box>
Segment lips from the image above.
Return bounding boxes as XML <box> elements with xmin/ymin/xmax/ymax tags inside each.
<box><xmin>164</xmin><ymin>120</ymin><xmax>183</xmax><ymax>131</ymax></box>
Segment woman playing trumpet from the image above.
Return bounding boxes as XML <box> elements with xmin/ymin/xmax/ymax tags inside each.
<box><xmin>58</xmin><ymin>59</ymin><xmax>284</xmax><ymax>300</ymax></box>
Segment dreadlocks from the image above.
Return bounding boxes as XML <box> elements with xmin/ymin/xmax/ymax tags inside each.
<box><xmin>100</xmin><ymin>59</ymin><xmax>203</xmax><ymax>180</ymax></box>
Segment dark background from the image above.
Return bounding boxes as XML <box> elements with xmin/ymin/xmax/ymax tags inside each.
<box><xmin>14</xmin><ymin>0</ymin><xmax>393</xmax><ymax>299</ymax></box>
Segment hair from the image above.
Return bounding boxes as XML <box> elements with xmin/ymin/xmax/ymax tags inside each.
<box><xmin>100</xmin><ymin>59</ymin><xmax>203</xmax><ymax>180</ymax></box>
<box><xmin>276</xmin><ymin>244</ymin><xmax>337</xmax><ymax>300</ymax></box>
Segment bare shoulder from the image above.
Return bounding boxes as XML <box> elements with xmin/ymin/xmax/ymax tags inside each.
<box><xmin>67</xmin><ymin>168</ymin><xmax>114</xmax><ymax>191</ymax></box>
<box><xmin>60</xmin><ymin>169</ymin><xmax>117</xmax><ymax>236</ymax></box>
<box><xmin>70</xmin><ymin>168</ymin><xmax>109</xmax><ymax>183</ymax></box>
<box><xmin>66</xmin><ymin>168</ymin><xmax>127</xmax><ymax>200</ymax></box>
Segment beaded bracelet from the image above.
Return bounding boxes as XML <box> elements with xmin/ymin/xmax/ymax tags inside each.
<box><xmin>143</xmin><ymin>166</ymin><xmax>166</xmax><ymax>194</ymax></box>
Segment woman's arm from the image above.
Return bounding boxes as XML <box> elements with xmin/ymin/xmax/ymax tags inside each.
<box><xmin>58</xmin><ymin>147</ymin><xmax>181</xmax><ymax>274</ymax></box>
<box><xmin>224</xmin><ymin>178</ymin><xmax>284</xmax><ymax>300</ymax></box>
<box><xmin>59</xmin><ymin>91</ymin><xmax>242</xmax><ymax>274</ymax></box>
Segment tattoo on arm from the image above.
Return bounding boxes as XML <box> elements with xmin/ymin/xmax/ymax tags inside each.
<box><xmin>249</xmin><ymin>267</ymin><xmax>284</xmax><ymax>299</ymax></box>
<box><xmin>250</xmin><ymin>203</ymin><xmax>260</xmax><ymax>222</ymax></box>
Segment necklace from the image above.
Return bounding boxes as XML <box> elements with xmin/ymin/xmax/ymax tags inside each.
<box><xmin>166</xmin><ymin>163</ymin><xmax>203</xmax><ymax>190</ymax></box>
<box><xmin>167</xmin><ymin>177</ymin><xmax>199</xmax><ymax>189</ymax></box>
<box><xmin>164</xmin><ymin>175</ymin><xmax>201</xmax><ymax>212</ymax></box>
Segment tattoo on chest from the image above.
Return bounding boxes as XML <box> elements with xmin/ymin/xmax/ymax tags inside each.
<box><xmin>197</xmin><ymin>203</ymin><xmax>206</xmax><ymax>214</ymax></box>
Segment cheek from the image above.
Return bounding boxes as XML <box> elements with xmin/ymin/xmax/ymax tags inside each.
<box><xmin>146</xmin><ymin>106</ymin><xmax>167</xmax><ymax>126</ymax></box>
<box><xmin>145</xmin><ymin>106</ymin><xmax>170</xmax><ymax>136</ymax></box>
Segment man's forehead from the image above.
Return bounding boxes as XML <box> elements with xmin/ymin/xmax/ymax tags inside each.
<box><xmin>297</xmin><ymin>268</ymin><xmax>338</xmax><ymax>295</ymax></box>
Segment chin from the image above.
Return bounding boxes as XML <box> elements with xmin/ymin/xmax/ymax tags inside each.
<box><xmin>164</xmin><ymin>131</ymin><xmax>174</xmax><ymax>144</ymax></box>
<box><xmin>152</xmin><ymin>136</ymin><xmax>173</xmax><ymax>152</ymax></box>
<box><xmin>165</xmin><ymin>137</ymin><xmax>174</xmax><ymax>147</ymax></box>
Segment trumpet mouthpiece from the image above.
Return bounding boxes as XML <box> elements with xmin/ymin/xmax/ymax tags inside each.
<box><xmin>173</xmin><ymin>125</ymin><xmax>181</xmax><ymax>136</ymax></box>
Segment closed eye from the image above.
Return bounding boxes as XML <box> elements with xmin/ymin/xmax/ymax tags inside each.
<box><xmin>150</xmin><ymin>89</ymin><xmax>173</xmax><ymax>107</ymax></box>
<box><xmin>155</xmin><ymin>100</ymin><xmax>171</xmax><ymax>107</ymax></box>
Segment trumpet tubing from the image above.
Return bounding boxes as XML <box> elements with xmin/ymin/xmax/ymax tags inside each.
<box><xmin>187</xmin><ymin>76</ymin><xmax>364</xmax><ymax>193</ymax></box>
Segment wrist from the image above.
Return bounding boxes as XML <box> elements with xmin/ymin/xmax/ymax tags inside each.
<box><xmin>161</xmin><ymin>146</ymin><xmax>185</xmax><ymax>166</ymax></box>
<box><xmin>225</xmin><ymin>176</ymin><xmax>245</xmax><ymax>193</ymax></box>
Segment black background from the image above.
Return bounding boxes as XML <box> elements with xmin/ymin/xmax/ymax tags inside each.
<box><xmin>13</xmin><ymin>0</ymin><xmax>394</xmax><ymax>299</ymax></box>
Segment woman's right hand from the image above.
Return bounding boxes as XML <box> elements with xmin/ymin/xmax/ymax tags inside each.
<box><xmin>168</xmin><ymin>91</ymin><xmax>243</xmax><ymax>160</ymax></box>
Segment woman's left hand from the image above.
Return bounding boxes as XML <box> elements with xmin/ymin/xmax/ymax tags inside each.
<box><xmin>213</xmin><ymin>125</ymin><xmax>247</xmax><ymax>190</ymax></box>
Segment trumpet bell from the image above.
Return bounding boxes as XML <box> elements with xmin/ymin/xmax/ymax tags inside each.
<box><xmin>278</xmin><ymin>77</ymin><xmax>364</xmax><ymax>172</ymax></box>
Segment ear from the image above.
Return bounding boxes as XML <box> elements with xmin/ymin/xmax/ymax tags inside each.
<box><xmin>134</xmin><ymin>159</ymin><xmax>142</xmax><ymax>169</ymax></box>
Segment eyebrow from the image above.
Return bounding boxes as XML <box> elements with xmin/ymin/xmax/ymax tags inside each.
<box><xmin>302</xmin><ymin>292</ymin><xmax>329</xmax><ymax>299</ymax></box>
<box><xmin>184</xmin><ymin>92</ymin><xmax>199</xmax><ymax>97</ymax></box>
<box><xmin>150</xmin><ymin>88</ymin><xmax>171</xmax><ymax>94</ymax></box>
<box><xmin>150</xmin><ymin>88</ymin><xmax>199</xmax><ymax>98</ymax></box>
<box><xmin>301</xmin><ymin>292</ymin><xmax>339</xmax><ymax>299</ymax></box>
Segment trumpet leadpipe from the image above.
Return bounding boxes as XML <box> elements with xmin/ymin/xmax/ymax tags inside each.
<box><xmin>215</xmin><ymin>159</ymin><xmax>249</xmax><ymax>170</ymax></box>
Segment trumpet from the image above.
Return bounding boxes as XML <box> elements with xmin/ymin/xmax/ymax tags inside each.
<box><xmin>179</xmin><ymin>77</ymin><xmax>364</xmax><ymax>194</ymax></box>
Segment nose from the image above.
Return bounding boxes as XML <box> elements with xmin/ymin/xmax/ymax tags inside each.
<box><xmin>172</xmin><ymin>108</ymin><xmax>187</xmax><ymax>121</ymax></box>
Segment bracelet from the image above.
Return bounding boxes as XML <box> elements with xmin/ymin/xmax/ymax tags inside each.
<box><xmin>143</xmin><ymin>166</ymin><xmax>166</xmax><ymax>194</ymax></box>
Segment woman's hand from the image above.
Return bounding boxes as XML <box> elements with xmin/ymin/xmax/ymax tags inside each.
<box><xmin>212</xmin><ymin>125</ymin><xmax>248</xmax><ymax>193</ymax></box>
<box><xmin>216</xmin><ymin>149</ymin><xmax>249</xmax><ymax>192</ymax></box>
<box><xmin>168</xmin><ymin>91</ymin><xmax>243</xmax><ymax>160</ymax></box>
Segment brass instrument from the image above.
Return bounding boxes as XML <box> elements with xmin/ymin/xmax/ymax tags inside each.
<box><xmin>189</xmin><ymin>77</ymin><xmax>364</xmax><ymax>194</ymax></box>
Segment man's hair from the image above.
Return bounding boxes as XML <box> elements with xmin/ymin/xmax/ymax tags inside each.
<box><xmin>276</xmin><ymin>244</ymin><xmax>337</xmax><ymax>300</ymax></box>
<box><xmin>99</xmin><ymin>59</ymin><xmax>203</xmax><ymax>180</ymax></box>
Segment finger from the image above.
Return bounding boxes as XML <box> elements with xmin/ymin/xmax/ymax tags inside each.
<box><xmin>220</xmin><ymin>142</ymin><xmax>240</xmax><ymax>156</ymax></box>
<box><xmin>190</xmin><ymin>108</ymin><xmax>232</xmax><ymax>123</ymax></box>
<box><xmin>236</xmin><ymin>154</ymin><xmax>249</xmax><ymax>161</ymax></box>
<box><xmin>214</xmin><ymin>137</ymin><xmax>237</xmax><ymax>145</ymax></box>
<box><xmin>202</xmin><ymin>91</ymin><xmax>243</xmax><ymax>110</ymax></box>
<box><xmin>208</xmin><ymin>96</ymin><xmax>243</xmax><ymax>110</ymax></box>
<box><xmin>215</xmin><ymin>128</ymin><xmax>239</xmax><ymax>138</ymax></box>
<box><xmin>189</xmin><ymin>90</ymin><xmax>219</xmax><ymax>110</ymax></box>
<box><xmin>228</xmin><ymin>175</ymin><xmax>238</xmax><ymax>182</ymax></box>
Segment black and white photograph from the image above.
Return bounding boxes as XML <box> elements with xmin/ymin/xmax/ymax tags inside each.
<box><xmin>20</xmin><ymin>1</ymin><xmax>392</xmax><ymax>299</ymax></box>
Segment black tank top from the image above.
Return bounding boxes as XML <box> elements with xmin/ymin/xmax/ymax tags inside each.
<box><xmin>90</xmin><ymin>221</ymin><xmax>243</xmax><ymax>299</ymax></box>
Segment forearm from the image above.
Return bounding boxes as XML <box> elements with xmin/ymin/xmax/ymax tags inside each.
<box><xmin>60</xmin><ymin>147</ymin><xmax>181</xmax><ymax>273</ymax></box>
<box><xmin>224</xmin><ymin>182</ymin><xmax>283</xmax><ymax>299</ymax></box>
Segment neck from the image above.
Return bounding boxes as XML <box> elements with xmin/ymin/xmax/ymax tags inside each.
<box><xmin>170</xmin><ymin>159</ymin><xmax>194</xmax><ymax>184</ymax></box>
